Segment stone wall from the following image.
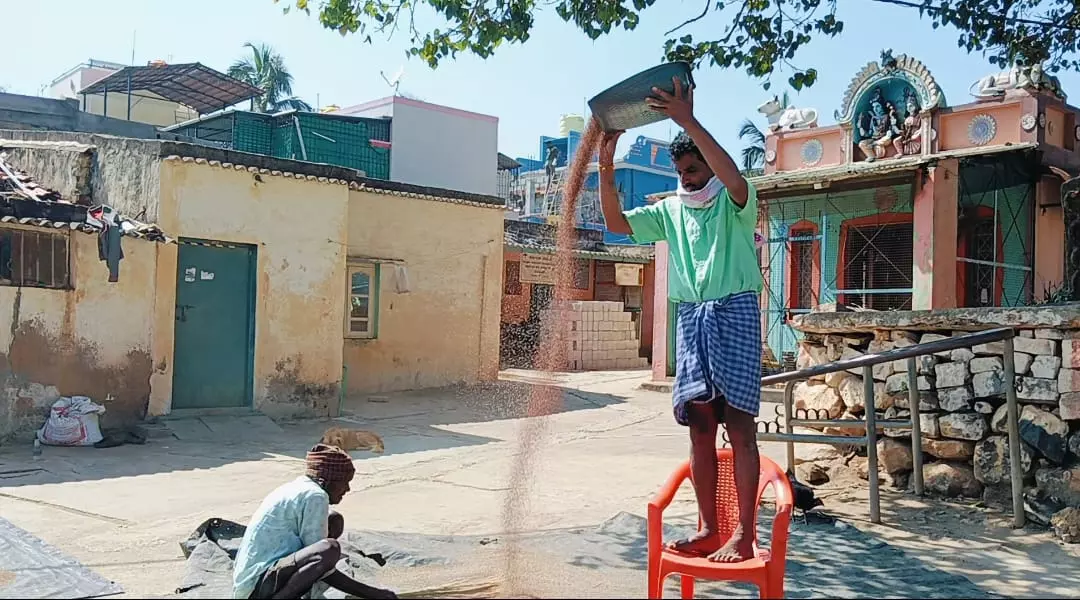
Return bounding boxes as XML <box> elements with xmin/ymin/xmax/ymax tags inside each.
<box><xmin>792</xmin><ymin>311</ymin><xmax>1080</xmax><ymax>536</ymax></box>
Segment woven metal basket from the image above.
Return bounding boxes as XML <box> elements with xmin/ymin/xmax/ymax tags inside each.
<box><xmin>588</xmin><ymin>62</ymin><xmax>694</xmax><ymax>132</ymax></box>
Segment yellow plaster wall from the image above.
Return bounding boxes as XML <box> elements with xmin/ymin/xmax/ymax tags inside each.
<box><xmin>0</xmin><ymin>227</ymin><xmax>160</xmax><ymax>437</ymax></box>
<box><xmin>343</xmin><ymin>190</ymin><xmax>503</xmax><ymax>393</ymax></box>
<box><xmin>154</xmin><ymin>159</ymin><xmax>350</xmax><ymax>417</ymax></box>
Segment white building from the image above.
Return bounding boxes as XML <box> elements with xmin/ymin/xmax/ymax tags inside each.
<box><xmin>334</xmin><ymin>96</ymin><xmax>498</xmax><ymax>197</ymax></box>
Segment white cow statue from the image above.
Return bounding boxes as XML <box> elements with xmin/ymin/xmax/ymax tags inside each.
<box><xmin>758</xmin><ymin>96</ymin><xmax>819</xmax><ymax>131</ymax></box>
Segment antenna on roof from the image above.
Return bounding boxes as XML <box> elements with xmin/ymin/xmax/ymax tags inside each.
<box><xmin>380</xmin><ymin>65</ymin><xmax>405</xmax><ymax>96</ymax></box>
<box><xmin>131</xmin><ymin>31</ymin><xmax>137</xmax><ymax>66</ymax></box>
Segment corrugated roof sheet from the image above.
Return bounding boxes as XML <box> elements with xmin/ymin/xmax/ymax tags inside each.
<box><xmin>78</xmin><ymin>63</ymin><xmax>262</xmax><ymax>115</ymax></box>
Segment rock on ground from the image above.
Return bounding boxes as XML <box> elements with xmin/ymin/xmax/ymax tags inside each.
<box><xmin>794</xmin><ymin>382</ymin><xmax>845</xmax><ymax>419</ymax></box>
<box><xmin>795</xmin><ymin>461</ymin><xmax>829</xmax><ymax>485</ymax></box>
<box><xmin>1050</xmin><ymin>507</ymin><xmax>1080</xmax><ymax>544</ymax></box>
<box><xmin>1019</xmin><ymin>405</ymin><xmax>1069</xmax><ymax>464</ymax></box>
<box><xmin>922</xmin><ymin>438</ymin><xmax>975</xmax><ymax>460</ymax></box>
<box><xmin>973</xmin><ymin>435</ymin><xmax>1033</xmax><ymax>485</ymax></box>
<box><xmin>878</xmin><ymin>438</ymin><xmax>914</xmax><ymax>474</ymax></box>
<box><xmin>923</xmin><ymin>462</ymin><xmax>983</xmax><ymax>498</ymax></box>
<box><xmin>939</xmin><ymin>412</ymin><xmax>989</xmax><ymax>441</ymax></box>
<box><xmin>1035</xmin><ymin>466</ymin><xmax>1080</xmax><ymax>507</ymax></box>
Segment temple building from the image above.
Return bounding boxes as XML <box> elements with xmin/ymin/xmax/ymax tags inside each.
<box><xmin>650</xmin><ymin>51</ymin><xmax>1080</xmax><ymax>378</ymax></box>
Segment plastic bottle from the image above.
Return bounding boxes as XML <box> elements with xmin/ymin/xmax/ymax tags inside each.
<box><xmin>32</xmin><ymin>439</ymin><xmax>41</xmax><ymax>460</ymax></box>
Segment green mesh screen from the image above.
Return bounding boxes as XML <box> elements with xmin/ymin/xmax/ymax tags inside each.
<box><xmin>171</xmin><ymin>110</ymin><xmax>392</xmax><ymax>180</ymax></box>
<box><xmin>956</xmin><ymin>155</ymin><xmax>1035</xmax><ymax>307</ymax></box>
<box><xmin>759</xmin><ymin>184</ymin><xmax>914</xmax><ymax>368</ymax></box>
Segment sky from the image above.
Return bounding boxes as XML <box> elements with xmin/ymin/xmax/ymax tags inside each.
<box><xmin>4</xmin><ymin>0</ymin><xmax>1080</xmax><ymax>164</ymax></box>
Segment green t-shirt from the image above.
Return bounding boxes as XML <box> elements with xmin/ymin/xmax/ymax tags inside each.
<box><xmin>625</xmin><ymin>180</ymin><xmax>762</xmax><ymax>303</ymax></box>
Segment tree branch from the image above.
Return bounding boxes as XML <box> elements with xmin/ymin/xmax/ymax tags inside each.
<box><xmin>664</xmin><ymin>0</ymin><xmax>711</xmax><ymax>36</ymax></box>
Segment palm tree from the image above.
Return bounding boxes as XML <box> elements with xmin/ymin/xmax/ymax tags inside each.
<box><xmin>228</xmin><ymin>43</ymin><xmax>312</xmax><ymax>113</ymax></box>
<box><xmin>738</xmin><ymin>91</ymin><xmax>790</xmax><ymax>174</ymax></box>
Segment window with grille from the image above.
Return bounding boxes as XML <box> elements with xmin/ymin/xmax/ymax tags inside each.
<box><xmin>965</xmin><ymin>217</ymin><xmax>997</xmax><ymax>307</ymax></box>
<box><xmin>789</xmin><ymin>229</ymin><xmax>816</xmax><ymax>309</ymax></box>
<box><xmin>504</xmin><ymin>260</ymin><xmax>522</xmax><ymax>295</ymax></box>
<box><xmin>0</xmin><ymin>228</ymin><xmax>70</xmax><ymax>289</ymax></box>
<box><xmin>346</xmin><ymin>263</ymin><xmax>378</xmax><ymax>339</ymax></box>
<box><xmin>842</xmin><ymin>221</ymin><xmax>913</xmax><ymax>310</ymax></box>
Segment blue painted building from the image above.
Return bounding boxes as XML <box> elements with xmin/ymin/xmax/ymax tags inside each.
<box><xmin>511</xmin><ymin>133</ymin><xmax>678</xmax><ymax>244</ymax></box>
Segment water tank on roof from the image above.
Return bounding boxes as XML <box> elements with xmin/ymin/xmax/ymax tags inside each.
<box><xmin>559</xmin><ymin>114</ymin><xmax>585</xmax><ymax>137</ymax></box>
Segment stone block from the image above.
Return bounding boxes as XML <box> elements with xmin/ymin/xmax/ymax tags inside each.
<box><xmin>884</xmin><ymin>410</ymin><xmax>939</xmax><ymax>438</ymax></box>
<box><xmin>939</xmin><ymin>386</ymin><xmax>974</xmax><ymax>412</ymax></box>
<box><xmin>1059</xmin><ymin>369</ymin><xmax>1080</xmax><ymax>393</ymax></box>
<box><xmin>873</xmin><ymin>361</ymin><xmax>895</xmax><ymax>382</ymax></box>
<box><xmin>1062</xmin><ymin>339</ymin><xmax>1080</xmax><ymax>369</ymax></box>
<box><xmin>822</xmin><ymin>411</ymin><xmax>867</xmax><ymax>437</ymax></box>
<box><xmin>1019</xmin><ymin>405</ymin><xmax>1069</xmax><ymax>464</ymax></box>
<box><xmin>1014</xmin><ymin>353</ymin><xmax>1034</xmax><ymax>376</ymax></box>
<box><xmin>1035</xmin><ymin>466</ymin><xmax>1080</xmax><ymax>507</ymax></box>
<box><xmin>1036</xmin><ymin>328</ymin><xmax>1065</xmax><ymax>340</ymax></box>
<box><xmin>922</xmin><ymin>438</ymin><xmax>975</xmax><ymax>460</ymax></box>
<box><xmin>973</xmin><ymin>342</ymin><xmax>1005</xmax><ymax>356</ymax></box>
<box><xmin>970</xmin><ymin>357</ymin><xmax>1003</xmax><ymax>374</ymax></box>
<box><xmin>924</xmin><ymin>462</ymin><xmax>983</xmax><ymax>498</ymax></box>
<box><xmin>837</xmin><ymin>374</ymin><xmax>887</xmax><ymax>414</ymax></box>
<box><xmin>935</xmin><ymin>362</ymin><xmax>970</xmax><ymax>388</ymax></box>
<box><xmin>1030</xmin><ymin>355</ymin><xmax>1062</xmax><ymax>380</ymax></box>
<box><xmin>895</xmin><ymin>354</ymin><xmax>939</xmax><ymax>375</ymax></box>
<box><xmin>974</xmin><ymin>435</ymin><xmax>1034</xmax><ymax>485</ymax></box>
<box><xmin>892</xmin><ymin>390</ymin><xmax>939</xmax><ymax>412</ymax></box>
<box><xmin>878</xmin><ymin>438</ymin><xmax>914</xmax><ymax>474</ymax></box>
<box><xmin>1061</xmin><ymin>392</ymin><xmax>1080</xmax><ymax>421</ymax></box>
<box><xmin>1016</xmin><ymin>376</ymin><xmax>1058</xmax><ymax>403</ymax></box>
<box><xmin>920</xmin><ymin>333</ymin><xmax>953</xmax><ymax>357</ymax></box>
<box><xmin>990</xmin><ymin>403</ymin><xmax>1009</xmax><ymax>434</ymax></box>
<box><xmin>950</xmin><ymin>348</ymin><xmax>976</xmax><ymax>363</ymax></box>
<box><xmin>939</xmin><ymin>412</ymin><xmax>989</xmax><ymax>441</ymax></box>
<box><xmin>1014</xmin><ymin>337</ymin><xmax>1056</xmax><ymax>356</ymax></box>
<box><xmin>974</xmin><ymin>400</ymin><xmax>995</xmax><ymax>414</ymax></box>
<box><xmin>1019</xmin><ymin>329</ymin><xmax>1035</xmax><ymax>338</ymax></box>
<box><xmin>824</xmin><ymin>369</ymin><xmax>853</xmax><ymax>388</ymax></box>
<box><xmin>793</xmin><ymin>382</ymin><xmax>845</xmax><ymax>419</ymax></box>
<box><xmin>973</xmin><ymin>370</ymin><xmax>1006</xmax><ymax>398</ymax></box>
<box><xmin>892</xmin><ymin>330</ymin><xmax>918</xmax><ymax>344</ymax></box>
<box><xmin>1069</xmin><ymin>432</ymin><xmax>1080</xmax><ymax>459</ymax></box>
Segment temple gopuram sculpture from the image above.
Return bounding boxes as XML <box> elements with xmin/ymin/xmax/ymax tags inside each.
<box><xmin>970</xmin><ymin>59</ymin><xmax>1066</xmax><ymax>102</ymax></box>
<box><xmin>856</xmin><ymin>89</ymin><xmax>900</xmax><ymax>161</ymax></box>
<box><xmin>758</xmin><ymin>96</ymin><xmax>819</xmax><ymax>131</ymax></box>
<box><xmin>835</xmin><ymin>51</ymin><xmax>944</xmax><ymax>163</ymax></box>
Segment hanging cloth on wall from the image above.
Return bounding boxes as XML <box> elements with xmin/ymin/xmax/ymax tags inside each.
<box><xmin>88</xmin><ymin>205</ymin><xmax>124</xmax><ymax>283</ymax></box>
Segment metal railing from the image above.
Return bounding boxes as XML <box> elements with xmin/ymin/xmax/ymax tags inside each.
<box><xmin>757</xmin><ymin>327</ymin><xmax>1024</xmax><ymax>527</ymax></box>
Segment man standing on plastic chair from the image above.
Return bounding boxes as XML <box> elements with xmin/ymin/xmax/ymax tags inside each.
<box><xmin>598</xmin><ymin>77</ymin><xmax>763</xmax><ymax>563</ymax></box>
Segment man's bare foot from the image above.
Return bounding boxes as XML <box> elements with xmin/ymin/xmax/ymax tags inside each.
<box><xmin>706</xmin><ymin>527</ymin><xmax>755</xmax><ymax>563</ymax></box>
<box><xmin>665</xmin><ymin>530</ymin><xmax>722</xmax><ymax>555</ymax></box>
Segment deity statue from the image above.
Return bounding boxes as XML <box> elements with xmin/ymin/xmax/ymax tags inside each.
<box><xmin>856</xmin><ymin>89</ymin><xmax>900</xmax><ymax>162</ymax></box>
<box><xmin>893</xmin><ymin>89</ymin><xmax>924</xmax><ymax>157</ymax></box>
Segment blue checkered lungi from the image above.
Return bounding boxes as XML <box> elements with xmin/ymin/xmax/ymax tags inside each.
<box><xmin>672</xmin><ymin>291</ymin><xmax>762</xmax><ymax>426</ymax></box>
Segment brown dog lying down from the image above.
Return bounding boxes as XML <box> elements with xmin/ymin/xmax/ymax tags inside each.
<box><xmin>319</xmin><ymin>427</ymin><xmax>385</xmax><ymax>454</ymax></box>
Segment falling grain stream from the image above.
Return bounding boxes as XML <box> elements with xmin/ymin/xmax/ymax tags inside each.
<box><xmin>500</xmin><ymin>118</ymin><xmax>603</xmax><ymax>593</ymax></box>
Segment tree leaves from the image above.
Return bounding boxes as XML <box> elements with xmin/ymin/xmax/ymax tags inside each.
<box><xmin>286</xmin><ymin>0</ymin><xmax>1080</xmax><ymax>88</ymax></box>
<box><xmin>228</xmin><ymin>43</ymin><xmax>313</xmax><ymax>113</ymax></box>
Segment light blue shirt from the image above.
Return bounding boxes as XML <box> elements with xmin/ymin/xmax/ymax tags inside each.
<box><xmin>233</xmin><ymin>477</ymin><xmax>330</xmax><ymax>599</ymax></box>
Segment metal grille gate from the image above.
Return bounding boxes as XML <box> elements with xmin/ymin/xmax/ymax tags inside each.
<box><xmin>759</xmin><ymin>185</ymin><xmax>914</xmax><ymax>370</ymax></box>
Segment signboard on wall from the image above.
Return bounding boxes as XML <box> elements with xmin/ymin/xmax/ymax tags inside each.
<box><xmin>615</xmin><ymin>263</ymin><xmax>643</xmax><ymax>286</ymax></box>
<box><xmin>520</xmin><ymin>253</ymin><xmax>557</xmax><ymax>285</ymax></box>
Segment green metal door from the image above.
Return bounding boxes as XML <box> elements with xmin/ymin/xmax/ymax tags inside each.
<box><xmin>172</xmin><ymin>240</ymin><xmax>256</xmax><ymax>409</ymax></box>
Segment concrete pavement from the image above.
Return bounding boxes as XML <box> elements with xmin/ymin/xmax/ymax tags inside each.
<box><xmin>0</xmin><ymin>369</ymin><xmax>1075</xmax><ymax>598</ymax></box>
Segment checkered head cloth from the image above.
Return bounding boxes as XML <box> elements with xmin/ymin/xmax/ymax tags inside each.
<box><xmin>305</xmin><ymin>443</ymin><xmax>356</xmax><ymax>484</ymax></box>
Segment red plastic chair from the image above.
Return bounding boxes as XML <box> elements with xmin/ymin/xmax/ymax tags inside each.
<box><xmin>647</xmin><ymin>448</ymin><xmax>793</xmax><ymax>599</ymax></box>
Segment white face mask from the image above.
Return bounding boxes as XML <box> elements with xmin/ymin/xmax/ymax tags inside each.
<box><xmin>676</xmin><ymin>176</ymin><xmax>724</xmax><ymax>209</ymax></box>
